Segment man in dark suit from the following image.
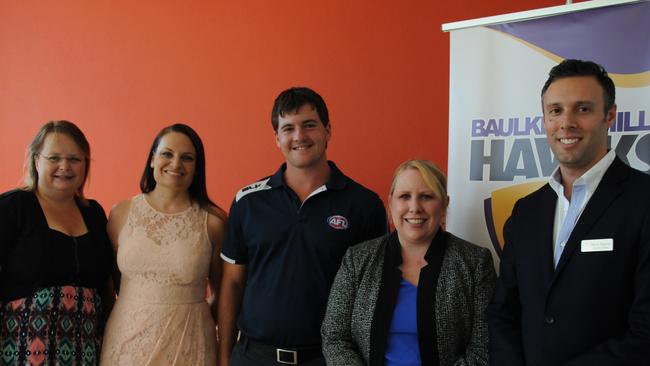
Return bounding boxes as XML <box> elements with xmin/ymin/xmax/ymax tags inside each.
<box><xmin>488</xmin><ymin>59</ymin><xmax>650</xmax><ymax>365</ymax></box>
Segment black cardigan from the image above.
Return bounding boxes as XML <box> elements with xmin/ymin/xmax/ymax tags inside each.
<box><xmin>0</xmin><ymin>189</ymin><xmax>114</xmax><ymax>302</ymax></box>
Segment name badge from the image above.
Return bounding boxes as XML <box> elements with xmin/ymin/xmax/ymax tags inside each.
<box><xmin>581</xmin><ymin>238</ymin><xmax>613</xmax><ymax>252</ymax></box>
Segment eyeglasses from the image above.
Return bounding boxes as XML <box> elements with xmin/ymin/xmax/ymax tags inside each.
<box><xmin>38</xmin><ymin>154</ymin><xmax>85</xmax><ymax>166</ymax></box>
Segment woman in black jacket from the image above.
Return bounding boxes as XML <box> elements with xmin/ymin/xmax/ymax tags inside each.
<box><xmin>0</xmin><ymin>121</ymin><xmax>114</xmax><ymax>366</ymax></box>
<box><xmin>322</xmin><ymin>159</ymin><xmax>496</xmax><ymax>366</ymax></box>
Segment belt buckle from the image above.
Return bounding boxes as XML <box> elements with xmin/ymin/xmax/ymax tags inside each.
<box><xmin>276</xmin><ymin>348</ymin><xmax>298</xmax><ymax>365</ymax></box>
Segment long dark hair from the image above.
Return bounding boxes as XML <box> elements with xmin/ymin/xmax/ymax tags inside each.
<box><xmin>140</xmin><ymin>123</ymin><xmax>224</xmax><ymax>217</ymax></box>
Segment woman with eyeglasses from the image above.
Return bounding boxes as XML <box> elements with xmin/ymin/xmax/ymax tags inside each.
<box><xmin>0</xmin><ymin>120</ymin><xmax>115</xmax><ymax>365</ymax></box>
<box><xmin>100</xmin><ymin>124</ymin><xmax>225</xmax><ymax>365</ymax></box>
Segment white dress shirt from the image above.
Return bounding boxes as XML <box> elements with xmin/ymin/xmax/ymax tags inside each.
<box><xmin>548</xmin><ymin>149</ymin><xmax>617</xmax><ymax>258</ymax></box>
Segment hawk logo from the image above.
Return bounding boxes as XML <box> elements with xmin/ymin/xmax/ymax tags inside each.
<box><xmin>327</xmin><ymin>215</ymin><xmax>349</xmax><ymax>230</ymax></box>
<box><xmin>484</xmin><ymin>181</ymin><xmax>545</xmax><ymax>257</ymax></box>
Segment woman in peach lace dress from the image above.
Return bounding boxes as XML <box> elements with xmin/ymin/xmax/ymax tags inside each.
<box><xmin>100</xmin><ymin>124</ymin><xmax>225</xmax><ymax>365</ymax></box>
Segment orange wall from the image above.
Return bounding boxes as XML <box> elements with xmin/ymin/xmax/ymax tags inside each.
<box><xmin>0</xmin><ymin>0</ymin><xmax>562</xmax><ymax>212</ymax></box>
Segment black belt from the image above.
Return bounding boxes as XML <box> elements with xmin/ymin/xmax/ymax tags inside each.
<box><xmin>240</xmin><ymin>335</ymin><xmax>323</xmax><ymax>365</ymax></box>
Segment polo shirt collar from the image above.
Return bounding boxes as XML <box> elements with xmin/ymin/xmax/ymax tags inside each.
<box><xmin>267</xmin><ymin>164</ymin><xmax>286</xmax><ymax>188</ymax></box>
<box><xmin>325</xmin><ymin>161</ymin><xmax>347</xmax><ymax>190</ymax></box>
<box><xmin>267</xmin><ymin>161</ymin><xmax>348</xmax><ymax>191</ymax></box>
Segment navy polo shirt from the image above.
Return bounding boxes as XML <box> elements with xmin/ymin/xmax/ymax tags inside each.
<box><xmin>222</xmin><ymin>161</ymin><xmax>387</xmax><ymax>347</ymax></box>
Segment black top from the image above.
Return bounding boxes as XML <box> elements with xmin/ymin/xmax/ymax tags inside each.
<box><xmin>369</xmin><ymin>230</ymin><xmax>447</xmax><ymax>366</ymax></box>
<box><xmin>222</xmin><ymin>161</ymin><xmax>388</xmax><ymax>347</ymax></box>
<box><xmin>0</xmin><ymin>189</ymin><xmax>114</xmax><ymax>302</ymax></box>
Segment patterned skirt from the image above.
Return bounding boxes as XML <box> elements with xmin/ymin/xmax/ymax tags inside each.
<box><xmin>0</xmin><ymin>286</ymin><xmax>103</xmax><ymax>366</ymax></box>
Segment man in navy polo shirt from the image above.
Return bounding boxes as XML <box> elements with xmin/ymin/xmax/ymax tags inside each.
<box><xmin>218</xmin><ymin>87</ymin><xmax>387</xmax><ymax>366</ymax></box>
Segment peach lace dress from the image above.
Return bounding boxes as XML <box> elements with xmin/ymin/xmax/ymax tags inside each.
<box><xmin>100</xmin><ymin>194</ymin><xmax>216</xmax><ymax>365</ymax></box>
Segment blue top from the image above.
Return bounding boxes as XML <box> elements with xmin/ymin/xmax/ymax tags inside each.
<box><xmin>221</xmin><ymin>161</ymin><xmax>387</xmax><ymax>347</ymax></box>
<box><xmin>385</xmin><ymin>278</ymin><xmax>422</xmax><ymax>366</ymax></box>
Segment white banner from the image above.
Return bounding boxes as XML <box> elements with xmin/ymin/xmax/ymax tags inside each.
<box><xmin>446</xmin><ymin>1</ymin><xmax>650</xmax><ymax>266</ymax></box>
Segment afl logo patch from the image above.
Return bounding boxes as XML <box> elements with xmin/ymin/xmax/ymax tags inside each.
<box><xmin>327</xmin><ymin>215</ymin><xmax>349</xmax><ymax>230</ymax></box>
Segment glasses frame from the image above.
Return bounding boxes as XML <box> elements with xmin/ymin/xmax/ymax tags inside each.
<box><xmin>37</xmin><ymin>154</ymin><xmax>86</xmax><ymax>165</ymax></box>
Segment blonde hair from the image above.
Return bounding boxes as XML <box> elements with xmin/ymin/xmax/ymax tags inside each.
<box><xmin>24</xmin><ymin>120</ymin><xmax>91</xmax><ymax>202</ymax></box>
<box><xmin>390</xmin><ymin>159</ymin><xmax>448</xmax><ymax>207</ymax></box>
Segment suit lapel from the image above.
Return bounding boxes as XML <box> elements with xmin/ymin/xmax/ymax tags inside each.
<box><xmin>535</xmin><ymin>186</ymin><xmax>557</xmax><ymax>286</ymax></box>
<box><xmin>552</xmin><ymin>157</ymin><xmax>628</xmax><ymax>281</ymax></box>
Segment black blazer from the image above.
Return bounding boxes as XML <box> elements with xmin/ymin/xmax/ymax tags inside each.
<box><xmin>488</xmin><ymin>157</ymin><xmax>650</xmax><ymax>365</ymax></box>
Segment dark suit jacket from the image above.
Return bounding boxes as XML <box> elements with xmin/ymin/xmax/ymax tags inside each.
<box><xmin>488</xmin><ymin>157</ymin><xmax>650</xmax><ymax>365</ymax></box>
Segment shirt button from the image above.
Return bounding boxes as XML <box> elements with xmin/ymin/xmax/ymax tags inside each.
<box><xmin>545</xmin><ymin>316</ymin><xmax>555</xmax><ymax>324</ymax></box>
<box><xmin>560</xmin><ymin>242</ymin><xmax>566</xmax><ymax>248</ymax></box>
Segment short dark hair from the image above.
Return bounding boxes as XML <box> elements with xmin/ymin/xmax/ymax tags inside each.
<box><xmin>140</xmin><ymin>123</ymin><xmax>224</xmax><ymax>217</ymax></box>
<box><xmin>541</xmin><ymin>59</ymin><xmax>616</xmax><ymax>114</ymax></box>
<box><xmin>271</xmin><ymin>87</ymin><xmax>329</xmax><ymax>131</ymax></box>
<box><xmin>25</xmin><ymin>120</ymin><xmax>91</xmax><ymax>202</ymax></box>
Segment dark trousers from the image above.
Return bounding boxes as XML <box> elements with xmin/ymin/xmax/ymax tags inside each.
<box><xmin>230</xmin><ymin>337</ymin><xmax>326</xmax><ymax>366</ymax></box>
